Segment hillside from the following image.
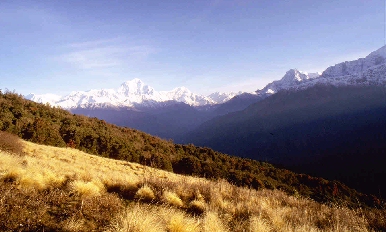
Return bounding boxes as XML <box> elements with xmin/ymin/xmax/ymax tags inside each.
<box><xmin>70</xmin><ymin>94</ymin><xmax>262</xmax><ymax>141</ymax></box>
<box><xmin>1</xmin><ymin>134</ymin><xmax>385</xmax><ymax>231</ymax></box>
<box><xmin>0</xmin><ymin>90</ymin><xmax>383</xmax><ymax>208</ymax></box>
<box><xmin>182</xmin><ymin>85</ymin><xmax>386</xmax><ymax>196</ymax></box>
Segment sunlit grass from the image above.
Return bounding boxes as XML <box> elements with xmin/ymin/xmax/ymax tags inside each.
<box><xmin>0</xmin><ymin>138</ymin><xmax>383</xmax><ymax>231</ymax></box>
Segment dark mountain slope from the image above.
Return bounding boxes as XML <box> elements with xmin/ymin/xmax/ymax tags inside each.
<box><xmin>71</xmin><ymin>102</ymin><xmax>215</xmax><ymax>140</ymax></box>
<box><xmin>72</xmin><ymin>93</ymin><xmax>263</xmax><ymax>142</ymax></box>
<box><xmin>210</xmin><ymin>93</ymin><xmax>263</xmax><ymax>116</ymax></box>
<box><xmin>184</xmin><ymin>85</ymin><xmax>386</xmax><ymax>196</ymax></box>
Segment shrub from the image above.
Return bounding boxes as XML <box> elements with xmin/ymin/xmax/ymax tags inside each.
<box><xmin>0</xmin><ymin>131</ymin><xmax>23</xmax><ymax>155</ymax></box>
<box><xmin>104</xmin><ymin>178</ymin><xmax>139</xmax><ymax>200</ymax></box>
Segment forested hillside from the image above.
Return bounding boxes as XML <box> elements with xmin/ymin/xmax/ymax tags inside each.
<box><xmin>0</xmin><ymin>90</ymin><xmax>382</xmax><ymax>207</ymax></box>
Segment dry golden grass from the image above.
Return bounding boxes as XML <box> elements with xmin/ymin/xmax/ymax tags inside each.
<box><xmin>135</xmin><ymin>185</ymin><xmax>156</xmax><ymax>201</ymax></box>
<box><xmin>108</xmin><ymin>204</ymin><xmax>201</xmax><ymax>232</ymax></box>
<box><xmin>162</xmin><ymin>190</ymin><xmax>184</xmax><ymax>207</ymax></box>
<box><xmin>63</xmin><ymin>218</ymin><xmax>86</xmax><ymax>231</ymax></box>
<box><xmin>108</xmin><ymin>204</ymin><xmax>164</xmax><ymax>232</ymax></box>
<box><xmin>167</xmin><ymin>211</ymin><xmax>200</xmax><ymax>232</ymax></box>
<box><xmin>202</xmin><ymin>211</ymin><xmax>229</xmax><ymax>232</ymax></box>
<box><xmin>0</xmin><ymin>138</ymin><xmax>384</xmax><ymax>231</ymax></box>
<box><xmin>249</xmin><ymin>216</ymin><xmax>272</xmax><ymax>232</ymax></box>
<box><xmin>71</xmin><ymin>179</ymin><xmax>105</xmax><ymax>197</ymax></box>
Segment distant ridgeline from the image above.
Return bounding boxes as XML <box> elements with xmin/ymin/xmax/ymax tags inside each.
<box><xmin>0</xmin><ymin>90</ymin><xmax>383</xmax><ymax>208</ymax></box>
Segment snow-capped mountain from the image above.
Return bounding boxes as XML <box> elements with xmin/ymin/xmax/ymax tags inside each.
<box><xmin>26</xmin><ymin>79</ymin><xmax>239</xmax><ymax>109</ymax></box>
<box><xmin>24</xmin><ymin>93</ymin><xmax>62</xmax><ymax>106</ymax></box>
<box><xmin>208</xmin><ymin>91</ymin><xmax>242</xmax><ymax>104</ymax></box>
<box><xmin>322</xmin><ymin>46</ymin><xmax>386</xmax><ymax>77</ymax></box>
<box><xmin>256</xmin><ymin>45</ymin><xmax>386</xmax><ymax>96</ymax></box>
<box><xmin>256</xmin><ymin>69</ymin><xmax>321</xmax><ymax>95</ymax></box>
<box><xmin>160</xmin><ymin>87</ymin><xmax>213</xmax><ymax>106</ymax></box>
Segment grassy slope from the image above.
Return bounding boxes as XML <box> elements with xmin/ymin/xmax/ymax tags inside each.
<box><xmin>0</xmin><ymin>136</ymin><xmax>385</xmax><ymax>231</ymax></box>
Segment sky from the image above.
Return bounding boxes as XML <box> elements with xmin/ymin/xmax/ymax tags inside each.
<box><xmin>1</xmin><ymin>0</ymin><xmax>385</xmax><ymax>96</ymax></box>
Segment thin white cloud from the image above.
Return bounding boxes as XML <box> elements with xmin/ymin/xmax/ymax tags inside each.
<box><xmin>193</xmin><ymin>76</ymin><xmax>272</xmax><ymax>96</ymax></box>
<box><xmin>212</xmin><ymin>78</ymin><xmax>269</xmax><ymax>93</ymax></box>
<box><xmin>61</xmin><ymin>46</ymin><xmax>123</xmax><ymax>69</ymax></box>
<box><xmin>58</xmin><ymin>38</ymin><xmax>155</xmax><ymax>70</ymax></box>
<box><xmin>67</xmin><ymin>38</ymin><xmax>124</xmax><ymax>49</ymax></box>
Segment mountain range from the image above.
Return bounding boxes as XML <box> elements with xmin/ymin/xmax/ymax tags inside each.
<box><xmin>27</xmin><ymin>45</ymin><xmax>386</xmax><ymax>110</ymax></box>
<box><xmin>26</xmin><ymin>78</ymin><xmax>242</xmax><ymax>108</ymax></box>
<box><xmin>25</xmin><ymin>45</ymin><xmax>386</xmax><ymax>143</ymax></box>
<box><xmin>256</xmin><ymin>45</ymin><xmax>386</xmax><ymax>96</ymax></box>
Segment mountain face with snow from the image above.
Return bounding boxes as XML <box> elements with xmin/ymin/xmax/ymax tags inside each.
<box><xmin>322</xmin><ymin>46</ymin><xmax>386</xmax><ymax>77</ymax></box>
<box><xmin>24</xmin><ymin>93</ymin><xmax>62</xmax><ymax>106</ymax></box>
<box><xmin>256</xmin><ymin>45</ymin><xmax>386</xmax><ymax>96</ymax></box>
<box><xmin>26</xmin><ymin>78</ymin><xmax>239</xmax><ymax>109</ymax></box>
<box><xmin>256</xmin><ymin>69</ymin><xmax>321</xmax><ymax>96</ymax></box>
<box><xmin>207</xmin><ymin>91</ymin><xmax>242</xmax><ymax>104</ymax></box>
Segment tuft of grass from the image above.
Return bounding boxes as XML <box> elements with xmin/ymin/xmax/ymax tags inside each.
<box><xmin>163</xmin><ymin>190</ymin><xmax>184</xmax><ymax>207</ymax></box>
<box><xmin>188</xmin><ymin>200</ymin><xmax>206</xmax><ymax>214</ymax></box>
<box><xmin>1</xmin><ymin>167</ymin><xmax>24</xmax><ymax>183</ymax></box>
<box><xmin>108</xmin><ymin>204</ymin><xmax>164</xmax><ymax>232</ymax></box>
<box><xmin>202</xmin><ymin>211</ymin><xmax>229</xmax><ymax>232</ymax></box>
<box><xmin>19</xmin><ymin>169</ymin><xmax>66</xmax><ymax>190</ymax></box>
<box><xmin>63</xmin><ymin>218</ymin><xmax>86</xmax><ymax>232</ymax></box>
<box><xmin>135</xmin><ymin>185</ymin><xmax>156</xmax><ymax>202</ymax></box>
<box><xmin>166</xmin><ymin>211</ymin><xmax>200</xmax><ymax>232</ymax></box>
<box><xmin>104</xmin><ymin>176</ymin><xmax>139</xmax><ymax>196</ymax></box>
<box><xmin>71</xmin><ymin>179</ymin><xmax>105</xmax><ymax>197</ymax></box>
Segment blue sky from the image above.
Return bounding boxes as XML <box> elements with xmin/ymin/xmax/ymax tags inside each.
<box><xmin>1</xmin><ymin>0</ymin><xmax>385</xmax><ymax>96</ymax></box>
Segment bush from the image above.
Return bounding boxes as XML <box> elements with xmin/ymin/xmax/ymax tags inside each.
<box><xmin>0</xmin><ymin>131</ymin><xmax>23</xmax><ymax>155</ymax></box>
